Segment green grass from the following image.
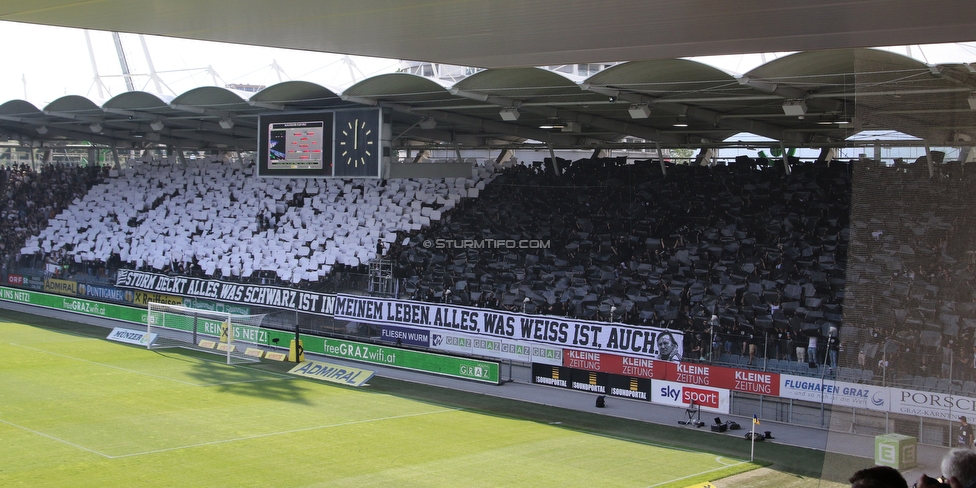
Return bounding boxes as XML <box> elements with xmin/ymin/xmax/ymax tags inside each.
<box><xmin>0</xmin><ymin>310</ymin><xmax>865</xmax><ymax>487</ymax></box>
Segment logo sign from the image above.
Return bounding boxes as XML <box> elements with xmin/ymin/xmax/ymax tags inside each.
<box><xmin>564</xmin><ymin>349</ymin><xmax>604</xmax><ymax>371</ymax></box>
<box><xmin>288</xmin><ymin>360</ymin><xmax>375</xmax><ymax>387</ymax></box>
<box><xmin>607</xmin><ymin>374</ymin><xmax>652</xmax><ymax>401</ymax></box>
<box><xmin>712</xmin><ymin>367</ymin><xmax>780</xmax><ymax>396</ymax></box>
<box><xmin>562</xmin><ymin>349</ymin><xmax>661</xmax><ymax>379</ymax></box>
<box><xmin>6</xmin><ymin>274</ymin><xmax>23</xmax><ymax>285</ymax></box>
<box><xmin>44</xmin><ymin>278</ymin><xmax>77</xmax><ymax>296</ymax></box>
<box><xmin>672</xmin><ymin>362</ymin><xmax>711</xmax><ymax>386</ymax></box>
<box><xmin>459</xmin><ymin>363</ymin><xmax>495</xmax><ymax>380</ymax></box>
<box><xmin>181</xmin><ymin>297</ymin><xmax>251</xmax><ymax>316</ymax></box>
<box><xmin>569</xmin><ymin>369</ymin><xmax>608</xmax><ymax>394</ymax></box>
<box><xmin>529</xmin><ymin>345</ymin><xmax>563</xmax><ymax>366</ymax></box>
<box><xmin>106</xmin><ymin>327</ymin><xmax>157</xmax><ymax>346</ymax></box>
<box><xmin>379</xmin><ymin>325</ymin><xmax>430</xmax><ymax>347</ymax></box>
<box><xmin>891</xmin><ymin>388</ymin><xmax>976</xmax><ymax>420</ymax></box>
<box><xmin>877</xmin><ymin>442</ymin><xmax>897</xmax><ymax>465</ymax></box>
<box><xmin>430</xmin><ymin>332</ymin><xmax>471</xmax><ymax>354</ymax></box>
<box><xmin>0</xmin><ymin>287</ymin><xmax>31</xmax><ymax>303</ymax></box>
<box><xmin>779</xmin><ymin>374</ymin><xmax>888</xmax><ymax>412</ymax></box>
<box><xmin>531</xmin><ymin>363</ymin><xmax>571</xmax><ymax>388</ymax></box>
<box><xmin>459</xmin><ymin>340</ymin><xmax>562</xmax><ymax>366</ymax></box>
<box><xmin>78</xmin><ymin>284</ymin><xmax>128</xmax><ymax>301</ymax></box>
<box><xmin>21</xmin><ymin>275</ymin><xmax>44</xmax><ymax>291</ymax></box>
<box><xmin>265</xmin><ymin>351</ymin><xmax>287</xmax><ymax>361</ymax></box>
<box><xmin>430</xmin><ymin>329</ymin><xmax>540</xmax><ymax>364</ymax></box>
<box><xmin>133</xmin><ymin>291</ymin><xmax>184</xmax><ymax>306</ymax></box>
<box><xmin>651</xmin><ymin>379</ymin><xmax>730</xmax><ymax>413</ymax></box>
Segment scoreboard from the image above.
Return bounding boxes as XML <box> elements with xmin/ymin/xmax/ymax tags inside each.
<box><xmin>257</xmin><ymin>108</ymin><xmax>382</xmax><ymax>178</ymax></box>
<box><xmin>267</xmin><ymin>121</ymin><xmax>325</xmax><ymax>171</ymax></box>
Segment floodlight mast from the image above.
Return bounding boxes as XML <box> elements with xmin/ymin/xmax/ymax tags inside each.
<box><xmin>112</xmin><ymin>32</ymin><xmax>135</xmax><ymax>92</ymax></box>
<box><xmin>139</xmin><ymin>34</ymin><xmax>168</xmax><ymax>95</ymax></box>
<box><xmin>84</xmin><ymin>30</ymin><xmax>111</xmax><ymax>99</ymax></box>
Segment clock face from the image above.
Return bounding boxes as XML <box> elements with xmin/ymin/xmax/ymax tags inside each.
<box><xmin>333</xmin><ymin>109</ymin><xmax>380</xmax><ymax>176</ymax></box>
<box><xmin>332</xmin><ymin>109</ymin><xmax>381</xmax><ymax>177</ymax></box>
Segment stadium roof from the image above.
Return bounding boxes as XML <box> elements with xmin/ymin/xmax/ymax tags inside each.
<box><xmin>1</xmin><ymin>49</ymin><xmax>974</xmax><ymax>151</ymax></box>
<box><xmin>1</xmin><ymin>1</ymin><xmax>974</xmax><ymax>69</ymax></box>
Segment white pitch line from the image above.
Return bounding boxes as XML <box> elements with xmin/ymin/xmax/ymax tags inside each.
<box><xmin>109</xmin><ymin>408</ymin><xmax>459</xmax><ymax>459</ymax></box>
<box><xmin>715</xmin><ymin>455</ymin><xmax>740</xmax><ymax>466</ymax></box>
<box><xmin>9</xmin><ymin>342</ymin><xmax>292</xmax><ymax>387</ymax></box>
<box><xmin>6</xmin><ymin>338</ymin><xmax>95</xmax><ymax>345</ymax></box>
<box><xmin>0</xmin><ymin>418</ymin><xmax>112</xmax><ymax>458</ymax></box>
<box><xmin>646</xmin><ymin>459</ymin><xmax>749</xmax><ymax>488</ymax></box>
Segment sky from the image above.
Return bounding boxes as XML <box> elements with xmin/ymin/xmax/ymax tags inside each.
<box><xmin>0</xmin><ymin>21</ymin><xmax>403</xmax><ymax>107</ymax></box>
<box><xmin>1</xmin><ymin>20</ymin><xmax>975</xmax><ymax>110</ymax></box>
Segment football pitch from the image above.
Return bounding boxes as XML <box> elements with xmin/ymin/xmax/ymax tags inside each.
<box><xmin>0</xmin><ymin>310</ymin><xmax>854</xmax><ymax>487</ymax></box>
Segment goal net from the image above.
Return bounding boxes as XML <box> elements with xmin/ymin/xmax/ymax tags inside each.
<box><xmin>146</xmin><ymin>302</ymin><xmax>270</xmax><ymax>365</ymax></box>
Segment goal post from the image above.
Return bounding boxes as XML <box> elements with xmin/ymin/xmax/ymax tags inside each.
<box><xmin>146</xmin><ymin>302</ymin><xmax>269</xmax><ymax>365</ymax></box>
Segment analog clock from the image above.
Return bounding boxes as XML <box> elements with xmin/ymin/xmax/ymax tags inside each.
<box><xmin>334</xmin><ymin>109</ymin><xmax>379</xmax><ymax>169</ymax></box>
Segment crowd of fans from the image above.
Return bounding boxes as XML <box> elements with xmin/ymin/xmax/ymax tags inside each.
<box><xmin>5</xmin><ymin>156</ymin><xmax>856</xmax><ymax>376</ymax></box>
<box><xmin>393</xmin><ymin>156</ymin><xmax>851</xmax><ymax>370</ymax></box>
<box><xmin>12</xmin><ymin>154</ymin><xmax>976</xmax><ymax>389</ymax></box>
<box><xmin>0</xmin><ymin>162</ymin><xmax>108</xmax><ymax>272</ymax></box>
<box><xmin>17</xmin><ymin>157</ymin><xmax>491</xmax><ymax>292</ymax></box>
<box><xmin>843</xmin><ymin>159</ymin><xmax>976</xmax><ymax>389</ymax></box>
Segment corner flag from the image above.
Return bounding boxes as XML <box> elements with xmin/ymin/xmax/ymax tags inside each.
<box><xmin>750</xmin><ymin>415</ymin><xmax>760</xmax><ymax>462</ymax></box>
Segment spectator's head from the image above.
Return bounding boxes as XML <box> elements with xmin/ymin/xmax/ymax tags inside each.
<box><xmin>848</xmin><ymin>465</ymin><xmax>908</xmax><ymax>488</ymax></box>
<box><xmin>942</xmin><ymin>448</ymin><xmax>976</xmax><ymax>487</ymax></box>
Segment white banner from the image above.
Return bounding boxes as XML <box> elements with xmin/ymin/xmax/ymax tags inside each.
<box><xmin>106</xmin><ymin>327</ymin><xmax>157</xmax><ymax>346</ymax></box>
<box><xmin>651</xmin><ymin>379</ymin><xmax>730</xmax><ymax>414</ymax></box>
<box><xmin>116</xmin><ymin>269</ymin><xmax>336</xmax><ymax>315</ymax></box>
<box><xmin>890</xmin><ymin>388</ymin><xmax>976</xmax><ymax>421</ymax></box>
<box><xmin>428</xmin><ymin>329</ymin><xmax>563</xmax><ymax>365</ymax></box>
<box><xmin>334</xmin><ymin>294</ymin><xmax>681</xmax><ymax>360</ymax></box>
<box><xmin>779</xmin><ymin>374</ymin><xmax>889</xmax><ymax>412</ymax></box>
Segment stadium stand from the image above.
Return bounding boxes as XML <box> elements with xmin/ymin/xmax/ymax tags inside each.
<box><xmin>392</xmin><ymin>156</ymin><xmax>850</xmax><ymax>371</ymax></box>
<box><xmin>844</xmin><ymin>159</ymin><xmax>976</xmax><ymax>392</ymax></box>
<box><xmin>13</xmin><ymin>152</ymin><xmax>976</xmax><ymax>390</ymax></box>
<box><xmin>18</xmin><ymin>156</ymin><xmax>497</xmax><ymax>287</ymax></box>
<box><xmin>1</xmin><ymin>162</ymin><xmax>108</xmax><ymax>274</ymax></box>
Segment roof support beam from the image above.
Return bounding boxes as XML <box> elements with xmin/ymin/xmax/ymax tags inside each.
<box><xmin>43</xmin><ymin>110</ymin><xmax>104</xmax><ymax>124</ymax></box>
<box><xmin>655</xmin><ymin>141</ymin><xmax>666</xmax><ymax>176</ymax></box>
<box><xmin>451</xmin><ymin>88</ymin><xmax>685</xmax><ymax>144</ymax></box>
<box><xmin>248</xmin><ymin>101</ymin><xmax>286</xmax><ymax>110</ymax></box>
<box><xmin>580</xmin><ymin>82</ymin><xmax>807</xmax><ymax>144</ymax></box>
<box><xmin>737</xmin><ymin>75</ymin><xmax>845</xmax><ymax>113</ymax></box>
<box><xmin>344</xmin><ymin>94</ymin><xmax>586</xmax><ymax>146</ymax></box>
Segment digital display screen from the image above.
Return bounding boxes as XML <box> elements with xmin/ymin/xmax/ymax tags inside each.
<box><xmin>268</xmin><ymin>121</ymin><xmax>324</xmax><ymax>170</ymax></box>
<box><xmin>257</xmin><ymin>113</ymin><xmax>333</xmax><ymax>177</ymax></box>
